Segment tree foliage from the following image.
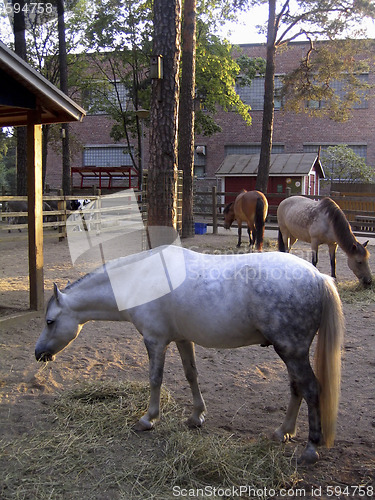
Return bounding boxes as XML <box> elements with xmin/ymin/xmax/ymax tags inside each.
<box><xmin>75</xmin><ymin>0</ymin><xmax>265</xmax><ymax>161</ymax></box>
<box><xmin>321</xmin><ymin>145</ymin><xmax>374</xmax><ymax>184</ymax></box>
<box><xmin>281</xmin><ymin>39</ymin><xmax>374</xmax><ymax>121</ymax></box>
<box><xmin>251</xmin><ymin>0</ymin><xmax>375</xmax><ymax>121</ymax></box>
<box><xmin>249</xmin><ymin>0</ymin><xmax>375</xmax><ymax>192</ymax></box>
<box><xmin>195</xmin><ymin>28</ymin><xmax>265</xmax><ymax>135</ymax></box>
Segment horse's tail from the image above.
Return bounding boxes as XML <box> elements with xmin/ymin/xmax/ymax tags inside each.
<box><xmin>255</xmin><ymin>197</ymin><xmax>266</xmax><ymax>250</ymax></box>
<box><xmin>278</xmin><ymin>229</ymin><xmax>286</xmax><ymax>252</ymax></box>
<box><xmin>315</xmin><ymin>276</ymin><xmax>344</xmax><ymax>448</ymax></box>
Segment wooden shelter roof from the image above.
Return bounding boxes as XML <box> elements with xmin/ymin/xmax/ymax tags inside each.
<box><xmin>0</xmin><ymin>40</ymin><xmax>85</xmax><ymax>127</ymax></box>
<box><xmin>216</xmin><ymin>153</ymin><xmax>325</xmax><ymax>178</ymax></box>
<box><xmin>0</xmin><ymin>41</ymin><xmax>85</xmax><ymax>320</ymax></box>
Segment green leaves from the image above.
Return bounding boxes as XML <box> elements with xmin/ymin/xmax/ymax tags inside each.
<box><xmin>281</xmin><ymin>39</ymin><xmax>373</xmax><ymax>122</ymax></box>
<box><xmin>195</xmin><ymin>32</ymin><xmax>265</xmax><ymax>134</ymax></box>
<box><xmin>321</xmin><ymin>145</ymin><xmax>374</xmax><ymax>183</ymax></box>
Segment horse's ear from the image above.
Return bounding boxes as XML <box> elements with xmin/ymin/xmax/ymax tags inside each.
<box><xmin>363</xmin><ymin>240</ymin><xmax>369</xmax><ymax>248</ymax></box>
<box><xmin>53</xmin><ymin>283</ymin><xmax>64</xmax><ymax>302</ymax></box>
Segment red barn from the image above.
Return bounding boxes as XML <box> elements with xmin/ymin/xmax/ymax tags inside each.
<box><xmin>216</xmin><ymin>153</ymin><xmax>325</xmax><ymax>212</ymax></box>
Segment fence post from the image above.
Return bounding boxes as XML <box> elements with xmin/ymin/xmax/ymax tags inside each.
<box><xmin>58</xmin><ymin>189</ymin><xmax>66</xmax><ymax>242</ymax></box>
<box><xmin>94</xmin><ymin>187</ymin><xmax>102</xmax><ymax>234</ymax></box>
<box><xmin>212</xmin><ymin>186</ymin><xmax>218</xmax><ymax>234</ymax></box>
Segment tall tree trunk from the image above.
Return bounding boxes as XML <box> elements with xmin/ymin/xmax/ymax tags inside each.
<box><xmin>147</xmin><ymin>0</ymin><xmax>182</xmax><ymax>229</ymax></box>
<box><xmin>179</xmin><ymin>0</ymin><xmax>196</xmax><ymax>238</ymax></box>
<box><xmin>255</xmin><ymin>0</ymin><xmax>276</xmax><ymax>194</ymax></box>
<box><xmin>57</xmin><ymin>0</ymin><xmax>71</xmax><ymax>195</ymax></box>
<box><xmin>12</xmin><ymin>0</ymin><xmax>27</xmax><ymax>196</ymax></box>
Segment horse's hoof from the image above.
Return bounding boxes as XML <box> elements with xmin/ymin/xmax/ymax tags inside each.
<box><xmin>273</xmin><ymin>427</ymin><xmax>295</xmax><ymax>443</ymax></box>
<box><xmin>186</xmin><ymin>414</ymin><xmax>205</xmax><ymax>428</ymax></box>
<box><xmin>133</xmin><ymin>417</ymin><xmax>154</xmax><ymax>432</ymax></box>
<box><xmin>298</xmin><ymin>444</ymin><xmax>319</xmax><ymax>465</ymax></box>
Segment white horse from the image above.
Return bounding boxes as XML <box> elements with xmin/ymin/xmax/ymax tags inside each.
<box><xmin>35</xmin><ymin>246</ymin><xmax>344</xmax><ymax>464</ymax></box>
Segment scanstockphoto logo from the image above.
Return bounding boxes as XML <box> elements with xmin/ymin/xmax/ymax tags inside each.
<box><xmin>66</xmin><ymin>189</ymin><xmax>186</xmax><ymax>311</ymax></box>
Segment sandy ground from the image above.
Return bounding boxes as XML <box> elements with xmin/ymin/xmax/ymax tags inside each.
<box><xmin>0</xmin><ymin>227</ymin><xmax>374</xmax><ymax>498</ymax></box>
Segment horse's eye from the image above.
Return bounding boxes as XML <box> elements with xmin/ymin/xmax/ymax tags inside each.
<box><xmin>46</xmin><ymin>319</ymin><xmax>54</xmax><ymax>326</ymax></box>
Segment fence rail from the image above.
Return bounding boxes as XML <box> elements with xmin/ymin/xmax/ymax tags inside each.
<box><xmin>194</xmin><ymin>188</ymin><xmax>375</xmax><ymax>236</ymax></box>
<box><xmin>1</xmin><ymin>189</ymin><xmax>375</xmax><ymax>240</ymax></box>
<box><xmin>0</xmin><ymin>191</ymin><xmax>146</xmax><ymax>241</ymax></box>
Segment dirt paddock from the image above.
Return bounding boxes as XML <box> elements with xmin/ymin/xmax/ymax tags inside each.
<box><xmin>0</xmin><ymin>229</ymin><xmax>374</xmax><ymax>498</ymax></box>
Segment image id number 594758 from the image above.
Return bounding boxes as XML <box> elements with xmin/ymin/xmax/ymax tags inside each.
<box><xmin>2</xmin><ymin>2</ymin><xmax>54</xmax><ymax>14</ymax></box>
<box><xmin>326</xmin><ymin>485</ymin><xmax>373</xmax><ymax>497</ymax></box>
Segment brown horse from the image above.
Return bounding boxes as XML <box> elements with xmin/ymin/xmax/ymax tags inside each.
<box><xmin>223</xmin><ymin>190</ymin><xmax>268</xmax><ymax>250</ymax></box>
<box><xmin>277</xmin><ymin>196</ymin><xmax>372</xmax><ymax>285</ymax></box>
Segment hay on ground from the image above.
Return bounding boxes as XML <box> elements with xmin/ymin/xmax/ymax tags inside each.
<box><xmin>0</xmin><ymin>380</ymin><xmax>299</xmax><ymax>500</ymax></box>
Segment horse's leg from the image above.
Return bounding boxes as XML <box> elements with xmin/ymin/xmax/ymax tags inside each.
<box><xmin>311</xmin><ymin>239</ymin><xmax>319</xmax><ymax>268</ymax></box>
<box><xmin>274</xmin><ymin>347</ymin><xmax>322</xmax><ymax>464</ymax></box>
<box><xmin>134</xmin><ymin>337</ymin><xmax>168</xmax><ymax>431</ymax></box>
<box><xmin>289</xmin><ymin>235</ymin><xmax>297</xmax><ymax>250</ymax></box>
<box><xmin>248</xmin><ymin>223</ymin><xmax>256</xmax><ymax>250</ymax></box>
<box><xmin>247</xmin><ymin>226</ymin><xmax>252</xmax><ymax>247</ymax></box>
<box><xmin>176</xmin><ymin>340</ymin><xmax>206</xmax><ymax>427</ymax></box>
<box><xmin>237</xmin><ymin>222</ymin><xmax>242</xmax><ymax>247</ymax></box>
<box><xmin>328</xmin><ymin>243</ymin><xmax>337</xmax><ymax>278</ymax></box>
<box><xmin>279</xmin><ymin>227</ymin><xmax>295</xmax><ymax>253</ymax></box>
<box><xmin>274</xmin><ymin>379</ymin><xmax>302</xmax><ymax>442</ymax></box>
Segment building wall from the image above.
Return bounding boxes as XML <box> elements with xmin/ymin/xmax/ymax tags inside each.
<box><xmin>46</xmin><ymin>114</ymin><xmax>125</xmax><ymax>188</ymax></box>
<box><xmin>45</xmin><ymin>41</ymin><xmax>375</xmax><ymax>192</ymax></box>
<box><xmin>195</xmin><ymin>42</ymin><xmax>375</xmax><ymax>186</ymax></box>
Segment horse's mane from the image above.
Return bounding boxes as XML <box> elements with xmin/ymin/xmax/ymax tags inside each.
<box><xmin>65</xmin><ymin>272</ymin><xmax>93</xmax><ymax>291</ymax></box>
<box><xmin>63</xmin><ymin>251</ymin><xmax>157</xmax><ymax>293</ymax></box>
<box><xmin>45</xmin><ymin>272</ymin><xmax>96</xmax><ymax>308</ymax></box>
<box><xmin>223</xmin><ymin>202</ymin><xmax>233</xmax><ymax>214</ymax></box>
<box><xmin>319</xmin><ymin>197</ymin><xmax>365</xmax><ymax>255</ymax></box>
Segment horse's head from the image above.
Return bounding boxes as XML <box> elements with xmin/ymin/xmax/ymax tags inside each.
<box><xmin>35</xmin><ymin>284</ymin><xmax>82</xmax><ymax>362</ymax></box>
<box><xmin>347</xmin><ymin>240</ymin><xmax>372</xmax><ymax>286</ymax></box>
<box><xmin>223</xmin><ymin>202</ymin><xmax>235</xmax><ymax>229</ymax></box>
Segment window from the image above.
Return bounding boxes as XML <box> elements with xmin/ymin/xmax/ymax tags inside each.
<box><xmin>83</xmin><ymin>81</ymin><xmax>130</xmax><ymax>115</ymax></box>
<box><xmin>83</xmin><ymin>145</ymin><xmax>134</xmax><ymax>167</ymax></box>
<box><xmin>303</xmin><ymin>144</ymin><xmax>367</xmax><ymax>161</ymax></box>
<box><xmin>327</xmin><ymin>74</ymin><xmax>368</xmax><ymax>110</ymax></box>
<box><xmin>305</xmin><ymin>74</ymin><xmax>369</xmax><ymax>110</ymax></box>
<box><xmin>235</xmin><ymin>76</ymin><xmax>284</xmax><ymax>110</ymax></box>
<box><xmin>194</xmin><ymin>147</ymin><xmax>206</xmax><ymax>177</ymax></box>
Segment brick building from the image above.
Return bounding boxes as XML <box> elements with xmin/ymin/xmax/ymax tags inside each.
<box><xmin>45</xmin><ymin>41</ymin><xmax>375</xmax><ymax>193</ymax></box>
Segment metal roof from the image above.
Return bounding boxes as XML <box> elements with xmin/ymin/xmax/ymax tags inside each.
<box><xmin>216</xmin><ymin>153</ymin><xmax>325</xmax><ymax>178</ymax></box>
<box><xmin>0</xmin><ymin>41</ymin><xmax>86</xmax><ymax>126</ymax></box>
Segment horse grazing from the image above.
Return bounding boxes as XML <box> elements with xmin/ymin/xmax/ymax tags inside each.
<box><xmin>5</xmin><ymin>200</ymin><xmax>56</xmax><ymax>232</ymax></box>
<box><xmin>35</xmin><ymin>246</ymin><xmax>344</xmax><ymax>463</ymax></box>
<box><xmin>223</xmin><ymin>190</ymin><xmax>268</xmax><ymax>250</ymax></box>
<box><xmin>277</xmin><ymin>196</ymin><xmax>372</xmax><ymax>285</ymax></box>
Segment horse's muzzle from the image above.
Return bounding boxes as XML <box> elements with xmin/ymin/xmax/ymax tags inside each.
<box><xmin>362</xmin><ymin>277</ymin><xmax>372</xmax><ymax>287</ymax></box>
<box><xmin>35</xmin><ymin>350</ymin><xmax>55</xmax><ymax>362</ymax></box>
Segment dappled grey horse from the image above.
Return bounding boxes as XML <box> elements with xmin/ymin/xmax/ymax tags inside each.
<box><xmin>35</xmin><ymin>246</ymin><xmax>344</xmax><ymax>463</ymax></box>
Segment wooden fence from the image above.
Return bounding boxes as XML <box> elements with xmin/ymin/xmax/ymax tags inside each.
<box><xmin>0</xmin><ymin>175</ymin><xmax>184</xmax><ymax>240</ymax></box>
<box><xmin>194</xmin><ymin>188</ymin><xmax>375</xmax><ymax>236</ymax></box>
<box><xmin>1</xmin><ymin>189</ymin><xmax>374</xmax><ymax>240</ymax></box>
<box><xmin>0</xmin><ymin>191</ymin><xmax>147</xmax><ymax>241</ymax></box>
